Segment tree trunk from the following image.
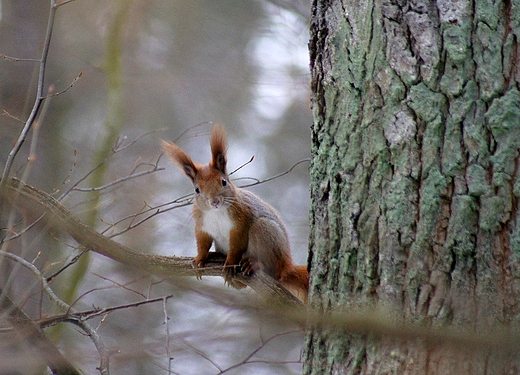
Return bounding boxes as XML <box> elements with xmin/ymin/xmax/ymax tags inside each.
<box><xmin>304</xmin><ymin>0</ymin><xmax>520</xmax><ymax>373</ymax></box>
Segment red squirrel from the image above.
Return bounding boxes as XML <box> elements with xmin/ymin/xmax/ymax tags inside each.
<box><xmin>161</xmin><ymin>125</ymin><xmax>308</xmax><ymax>301</ymax></box>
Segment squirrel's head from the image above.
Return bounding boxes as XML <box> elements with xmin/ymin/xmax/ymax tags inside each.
<box><xmin>162</xmin><ymin>125</ymin><xmax>233</xmax><ymax>210</ymax></box>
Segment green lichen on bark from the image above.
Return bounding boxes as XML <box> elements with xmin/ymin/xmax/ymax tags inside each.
<box><xmin>477</xmin><ymin>88</ymin><xmax>520</xmax><ymax>235</ymax></box>
<box><xmin>306</xmin><ymin>0</ymin><xmax>520</xmax><ymax>373</ymax></box>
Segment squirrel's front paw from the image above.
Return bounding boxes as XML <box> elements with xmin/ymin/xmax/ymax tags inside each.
<box><xmin>239</xmin><ymin>257</ymin><xmax>259</xmax><ymax>276</ymax></box>
<box><xmin>223</xmin><ymin>262</ymin><xmax>246</xmax><ymax>289</ymax></box>
<box><xmin>192</xmin><ymin>257</ymin><xmax>206</xmax><ymax>280</ymax></box>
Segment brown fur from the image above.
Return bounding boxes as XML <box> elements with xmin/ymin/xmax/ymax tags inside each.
<box><xmin>162</xmin><ymin>126</ymin><xmax>308</xmax><ymax>301</ymax></box>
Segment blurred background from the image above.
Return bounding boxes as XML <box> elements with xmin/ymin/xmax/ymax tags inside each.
<box><xmin>0</xmin><ymin>0</ymin><xmax>311</xmax><ymax>373</ymax></box>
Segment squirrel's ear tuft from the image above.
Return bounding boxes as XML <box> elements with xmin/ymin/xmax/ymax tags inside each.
<box><xmin>161</xmin><ymin>140</ymin><xmax>198</xmax><ymax>181</ymax></box>
<box><xmin>210</xmin><ymin>124</ymin><xmax>228</xmax><ymax>174</ymax></box>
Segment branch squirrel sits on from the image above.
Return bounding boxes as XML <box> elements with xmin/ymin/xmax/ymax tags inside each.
<box><xmin>162</xmin><ymin>125</ymin><xmax>309</xmax><ymax>302</ymax></box>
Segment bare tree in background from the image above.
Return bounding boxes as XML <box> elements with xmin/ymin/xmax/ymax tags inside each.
<box><xmin>305</xmin><ymin>0</ymin><xmax>520</xmax><ymax>373</ymax></box>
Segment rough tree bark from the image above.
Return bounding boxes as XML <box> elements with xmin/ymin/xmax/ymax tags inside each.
<box><xmin>304</xmin><ymin>0</ymin><xmax>520</xmax><ymax>374</ymax></box>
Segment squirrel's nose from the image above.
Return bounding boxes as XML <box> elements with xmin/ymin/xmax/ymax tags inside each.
<box><xmin>210</xmin><ymin>198</ymin><xmax>221</xmax><ymax>208</ymax></box>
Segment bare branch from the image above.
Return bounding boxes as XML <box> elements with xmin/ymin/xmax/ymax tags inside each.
<box><xmin>0</xmin><ymin>54</ymin><xmax>40</xmax><ymax>62</ymax></box>
<box><xmin>46</xmin><ymin>72</ymin><xmax>83</xmax><ymax>97</ymax></box>
<box><xmin>1</xmin><ymin>176</ymin><xmax>303</xmax><ymax>306</ymax></box>
<box><xmin>0</xmin><ymin>0</ymin><xmax>58</xmax><ymax>192</ymax></box>
<box><xmin>69</xmin><ymin>318</ymin><xmax>110</xmax><ymax>375</ymax></box>
<box><xmin>235</xmin><ymin>158</ymin><xmax>310</xmax><ymax>187</ymax></box>
<box><xmin>46</xmin><ymin>249</ymin><xmax>87</xmax><ymax>283</ymax></box>
<box><xmin>163</xmin><ymin>297</ymin><xmax>173</xmax><ymax>374</ymax></box>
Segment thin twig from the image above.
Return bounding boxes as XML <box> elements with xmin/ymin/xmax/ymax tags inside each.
<box><xmin>219</xmin><ymin>329</ymin><xmax>303</xmax><ymax>374</ymax></box>
<box><xmin>91</xmin><ymin>272</ymin><xmax>148</xmax><ymax>299</ymax></box>
<box><xmin>46</xmin><ymin>249</ymin><xmax>87</xmax><ymax>283</ymax></box>
<box><xmin>66</xmin><ymin>273</ymin><xmax>151</xmax><ymax>312</ymax></box>
<box><xmin>46</xmin><ymin>72</ymin><xmax>82</xmax><ymax>97</ymax></box>
<box><xmin>168</xmin><ymin>121</ymin><xmax>214</xmax><ymax>144</ymax></box>
<box><xmin>58</xmin><ymin>131</ymin><xmax>164</xmax><ymax>201</ymax></box>
<box><xmin>0</xmin><ymin>0</ymin><xmax>57</xmax><ymax>191</ymax></box>
<box><xmin>130</xmin><ymin>159</ymin><xmax>160</xmax><ymax>174</ymax></box>
<box><xmin>0</xmin><ymin>54</ymin><xmax>40</xmax><ymax>62</ymax></box>
<box><xmin>38</xmin><ymin>295</ymin><xmax>174</xmax><ymax>325</ymax></box>
<box><xmin>114</xmin><ymin>128</ymin><xmax>166</xmax><ymax>153</ymax></box>
<box><xmin>182</xmin><ymin>338</ymin><xmax>224</xmax><ymax>372</ymax></box>
<box><xmin>1</xmin><ymin>251</ymin><xmax>69</xmax><ymax>311</ymax></box>
<box><xmin>18</xmin><ymin>83</ymin><xmax>53</xmax><ymax>184</ymax></box>
<box><xmin>60</xmin><ymin>149</ymin><xmax>78</xmax><ymax>186</ymax></box>
<box><xmin>57</xmin><ymin>157</ymin><xmax>108</xmax><ymax>200</ymax></box>
<box><xmin>72</xmin><ymin>166</ymin><xmax>164</xmax><ymax>193</ymax></box>
<box><xmin>0</xmin><ymin>214</ymin><xmax>45</xmax><ymax>244</ymax></box>
<box><xmin>106</xmin><ymin>201</ymin><xmax>192</xmax><ymax>238</ymax></box>
<box><xmin>2</xmin><ymin>109</ymin><xmax>26</xmax><ymax>123</ymax></box>
<box><xmin>53</xmin><ymin>0</ymin><xmax>78</xmax><ymax>8</ymax></box>
<box><xmin>236</xmin><ymin>158</ymin><xmax>310</xmax><ymax>188</ymax></box>
<box><xmin>163</xmin><ymin>297</ymin><xmax>173</xmax><ymax>374</ymax></box>
<box><xmin>100</xmin><ymin>195</ymin><xmax>193</xmax><ymax>238</ymax></box>
<box><xmin>229</xmin><ymin>155</ymin><xmax>255</xmax><ymax>176</ymax></box>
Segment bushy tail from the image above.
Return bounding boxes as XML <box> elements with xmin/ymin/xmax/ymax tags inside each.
<box><xmin>281</xmin><ymin>265</ymin><xmax>309</xmax><ymax>303</ymax></box>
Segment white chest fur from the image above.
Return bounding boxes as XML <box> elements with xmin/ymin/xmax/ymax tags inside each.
<box><xmin>201</xmin><ymin>208</ymin><xmax>234</xmax><ymax>253</ymax></box>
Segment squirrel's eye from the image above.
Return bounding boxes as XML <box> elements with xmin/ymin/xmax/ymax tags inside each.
<box><xmin>221</xmin><ymin>178</ymin><xmax>227</xmax><ymax>187</ymax></box>
<box><xmin>195</xmin><ymin>187</ymin><xmax>200</xmax><ymax>194</ymax></box>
